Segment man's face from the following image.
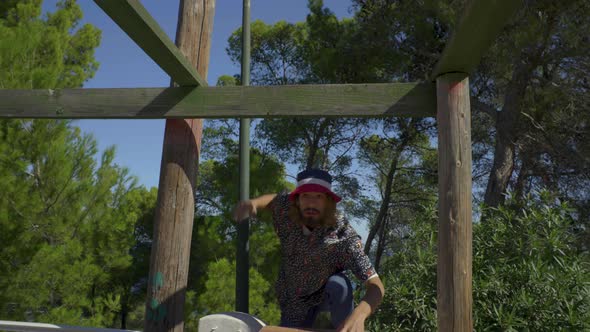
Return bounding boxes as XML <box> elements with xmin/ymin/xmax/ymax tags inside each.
<box><xmin>297</xmin><ymin>191</ymin><xmax>328</xmax><ymax>227</ymax></box>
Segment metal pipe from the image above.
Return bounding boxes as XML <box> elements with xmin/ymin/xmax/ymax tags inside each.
<box><xmin>236</xmin><ymin>0</ymin><xmax>251</xmax><ymax>314</ymax></box>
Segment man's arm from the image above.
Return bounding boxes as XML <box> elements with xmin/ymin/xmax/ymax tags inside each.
<box><xmin>356</xmin><ymin>276</ymin><xmax>385</xmax><ymax>318</ymax></box>
<box><xmin>338</xmin><ymin>276</ymin><xmax>385</xmax><ymax>331</ymax></box>
<box><xmin>252</xmin><ymin>193</ymin><xmax>278</xmax><ymax>211</ymax></box>
<box><xmin>233</xmin><ymin>193</ymin><xmax>277</xmax><ymax>222</ymax></box>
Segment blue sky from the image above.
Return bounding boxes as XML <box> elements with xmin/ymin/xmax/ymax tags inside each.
<box><xmin>42</xmin><ymin>0</ymin><xmax>354</xmax><ymax>189</ymax></box>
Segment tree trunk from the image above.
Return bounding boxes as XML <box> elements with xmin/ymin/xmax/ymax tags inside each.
<box><xmin>144</xmin><ymin>1</ymin><xmax>215</xmax><ymax>331</ymax></box>
<box><xmin>484</xmin><ymin>28</ymin><xmax>550</xmax><ymax>207</ymax></box>
<box><xmin>483</xmin><ymin>60</ymin><xmax>533</xmax><ymax>207</ymax></box>
<box><xmin>305</xmin><ymin>119</ymin><xmax>330</xmax><ymax>169</ymax></box>
<box><xmin>484</xmin><ymin>130</ymin><xmax>516</xmax><ymax>207</ymax></box>
<box><xmin>374</xmin><ymin>215</ymin><xmax>389</xmax><ymax>271</ymax></box>
<box><xmin>364</xmin><ymin>143</ymin><xmax>404</xmax><ymax>256</ymax></box>
<box><xmin>514</xmin><ymin>152</ymin><xmax>532</xmax><ymax>200</ymax></box>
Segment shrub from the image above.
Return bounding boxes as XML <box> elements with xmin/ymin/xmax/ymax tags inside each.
<box><xmin>369</xmin><ymin>194</ymin><xmax>590</xmax><ymax>331</ymax></box>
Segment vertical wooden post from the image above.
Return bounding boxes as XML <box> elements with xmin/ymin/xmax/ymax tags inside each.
<box><xmin>144</xmin><ymin>1</ymin><xmax>215</xmax><ymax>331</ymax></box>
<box><xmin>436</xmin><ymin>73</ymin><xmax>473</xmax><ymax>332</ymax></box>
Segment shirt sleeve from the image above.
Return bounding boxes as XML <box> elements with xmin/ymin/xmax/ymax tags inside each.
<box><xmin>341</xmin><ymin>231</ymin><xmax>377</xmax><ymax>283</ymax></box>
<box><xmin>268</xmin><ymin>191</ymin><xmax>290</xmax><ymax>237</ymax></box>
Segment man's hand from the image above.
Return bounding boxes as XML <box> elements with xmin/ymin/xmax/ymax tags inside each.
<box><xmin>337</xmin><ymin>276</ymin><xmax>384</xmax><ymax>332</ymax></box>
<box><xmin>233</xmin><ymin>194</ymin><xmax>277</xmax><ymax>222</ymax></box>
<box><xmin>233</xmin><ymin>200</ymin><xmax>257</xmax><ymax>222</ymax></box>
<box><xmin>337</xmin><ymin>309</ymin><xmax>367</xmax><ymax>332</ymax></box>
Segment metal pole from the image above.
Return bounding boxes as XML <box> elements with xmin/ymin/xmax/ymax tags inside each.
<box><xmin>236</xmin><ymin>0</ymin><xmax>251</xmax><ymax>314</ymax></box>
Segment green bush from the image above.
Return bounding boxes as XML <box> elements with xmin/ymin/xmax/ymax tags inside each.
<box><xmin>367</xmin><ymin>205</ymin><xmax>438</xmax><ymax>332</ymax></box>
<box><xmin>184</xmin><ymin>258</ymin><xmax>281</xmax><ymax>329</ymax></box>
<box><xmin>369</xmin><ymin>194</ymin><xmax>590</xmax><ymax>331</ymax></box>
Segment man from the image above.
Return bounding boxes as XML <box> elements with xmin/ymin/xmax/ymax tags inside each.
<box><xmin>234</xmin><ymin>169</ymin><xmax>385</xmax><ymax>331</ymax></box>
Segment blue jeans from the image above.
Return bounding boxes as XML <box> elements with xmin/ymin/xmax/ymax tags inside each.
<box><xmin>280</xmin><ymin>273</ymin><xmax>354</xmax><ymax>328</ymax></box>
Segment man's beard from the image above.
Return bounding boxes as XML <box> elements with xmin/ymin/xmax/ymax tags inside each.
<box><xmin>299</xmin><ymin>208</ymin><xmax>324</xmax><ymax>227</ymax></box>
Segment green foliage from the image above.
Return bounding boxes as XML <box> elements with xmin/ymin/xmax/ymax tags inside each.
<box><xmin>367</xmin><ymin>205</ymin><xmax>438</xmax><ymax>331</ymax></box>
<box><xmin>352</xmin><ymin>0</ymin><xmax>462</xmax><ymax>81</ymax></box>
<box><xmin>187</xmin><ymin>215</ymin><xmax>233</xmax><ymax>299</ymax></box>
<box><xmin>370</xmin><ymin>195</ymin><xmax>590</xmax><ymax>331</ymax></box>
<box><xmin>353</xmin><ymin>118</ymin><xmax>437</xmax><ymax>268</ymax></box>
<box><xmin>227</xmin><ymin>19</ymin><xmax>308</xmax><ymax>85</ymax></box>
<box><xmin>0</xmin><ymin>120</ymin><xmax>159</xmax><ymax>328</ymax></box>
<box><xmin>351</xmin><ymin>0</ymin><xmax>590</xmax><ymax>210</ymax></box>
<box><xmin>0</xmin><ymin>4</ymin><xmax>156</xmax><ymax>327</ymax></box>
<box><xmin>223</xmin><ymin>1</ymin><xmax>384</xmax><ymax>202</ymax></box>
<box><xmin>0</xmin><ymin>0</ymin><xmax>101</xmax><ymax>89</ymax></box>
<box><xmin>186</xmin><ymin>258</ymin><xmax>280</xmax><ymax>327</ymax></box>
<box><xmin>197</xmin><ymin>128</ymin><xmax>292</xmax><ymax>228</ymax></box>
<box><xmin>0</xmin><ymin>0</ymin><xmax>165</xmax><ymax>323</ymax></box>
<box><xmin>216</xmin><ymin>75</ymin><xmax>238</xmax><ymax>86</ymax></box>
<box><xmin>0</xmin><ymin>0</ymin><xmax>105</xmax><ymax>318</ymax></box>
<box><xmin>471</xmin><ymin>0</ymin><xmax>590</xmax><ymax>207</ymax></box>
<box><xmin>112</xmin><ymin>186</ymin><xmax>158</xmax><ymax>329</ymax></box>
<box><xmin>473</xmin><ymin>196</ymin><xmax>590</xmax><ymax>331</ymax></box>
<box><xmin>188</xmin><ymin>122</ymin><xmax>291</xmax><ymax>324</ymax></box>
<box><xmin>0</xmin><ymin>0</ymin><xmax>42</xmax><ymax>28</ymax></box>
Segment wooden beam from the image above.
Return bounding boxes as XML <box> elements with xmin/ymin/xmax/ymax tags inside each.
<box><xmin>0</xmin><ymin>83</ymin><xmax>436</xmax><ymax>119</ymax></box>
<box><xmin>144</xmin><ymin>0</ymin><xmax>215</xmax><ymax>331</ymax></box>
<box><xmin>431</xmin><ymin>0</ymin><xmax>522</xmax><ymax>79</ymax></box>
<box><xmin>93</xmin><ymin>0</ymin><xmax>207</xmax><ymax>86</ymax></box>
<box><xmin>436</xmin><ymin>73</ymin><xmax>473</xmax><ymax>331</ymax></box>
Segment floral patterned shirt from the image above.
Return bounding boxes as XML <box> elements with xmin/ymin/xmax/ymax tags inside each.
<box><xmin>269</xmin><ymin>192</ymin><xmax>377</xmax><ymax>324</ymax></box>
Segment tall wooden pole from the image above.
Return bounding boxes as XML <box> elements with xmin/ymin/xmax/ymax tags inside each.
<box><xmin>144</xmin><ymin>1</ymin><xmax>215</xmax><ymax>331</ymax></box>
<box><xmin>436</xmin><ymin>73</ymin><xmax>473</xmax><ymax>332</ymax></box>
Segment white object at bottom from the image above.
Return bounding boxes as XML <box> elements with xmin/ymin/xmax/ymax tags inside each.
<box><xmin>198</xmin><ymin>312</ymin><xmax>266</xmax><ymax>332</ymax></box>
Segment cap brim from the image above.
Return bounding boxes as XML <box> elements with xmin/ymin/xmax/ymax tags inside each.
<box><xmin>288</xmin><ymin>184</ymin><xmax>342</xmax><ymax>203</ymax></box>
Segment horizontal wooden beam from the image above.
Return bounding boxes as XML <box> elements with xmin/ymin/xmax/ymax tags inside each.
<box><xmin>93</xmin><ymin>0</ymin><xmax>207</xmax><ymax>86</ymax></box>
<box><xmin>0</xmin><ymin>83</ymin><xmax>435</xmax><ymax>119</ymax></box>
<box><xmin>431</xmin><ymin>0</ymin><xmax>522</xmax><ymax>79</ymax></box>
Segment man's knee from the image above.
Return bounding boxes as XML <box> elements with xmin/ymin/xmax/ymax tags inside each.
<box><xmin>325</xmin><ymin>273</ymin><xmax>353</xmax><ymax>303</ymax></box>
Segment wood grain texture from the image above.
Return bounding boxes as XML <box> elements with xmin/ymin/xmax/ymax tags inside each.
<box><xmin>0</xmin><ymin>83</ymin><xmax>436</xmax><ymax>119</ymax></box>
<box><xmin>436</xmin><ymin>73</ymin><xmax>473</xmax><ymax>332</ymax></box>
<box><xmin>93</xmin><ymin>0</ymin><xmax>207</xmax><ymax>86</ymax></box>
<box><xmin>144</xmin><ymin>1</ymin><xmax>215</xmax><ymax>331</ymax></box>
<box><xmin>173</xmin><ymin>0</ymin><xmax>215</xmax><ymax>84</ymax></box>
<box><xmin>431</xmin><ymin>0</ymin><xmax>522</xmax><ymax>79</ymax></box>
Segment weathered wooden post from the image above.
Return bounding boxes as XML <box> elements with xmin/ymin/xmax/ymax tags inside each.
<box><xmin>436</xmin><ymin>73</ymin><xmax>473</xmax><ymax>332</ymax></box>
<box><xmin>145</xmin><ymin>1</ymin><xmax>215</xmax><ymax>331</ymax></box>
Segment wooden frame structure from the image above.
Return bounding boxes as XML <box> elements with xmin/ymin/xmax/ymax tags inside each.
<box><xmin>0</xmin><ymin>0</ymin><xmax>522</xmax><ymax>331</ymax></box>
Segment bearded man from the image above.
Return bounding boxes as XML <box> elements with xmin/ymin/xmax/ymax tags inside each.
<box><xmin>234</xmin><ymin>169</ymin><xmax>384</xmax><ymax>331</ymax></box>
